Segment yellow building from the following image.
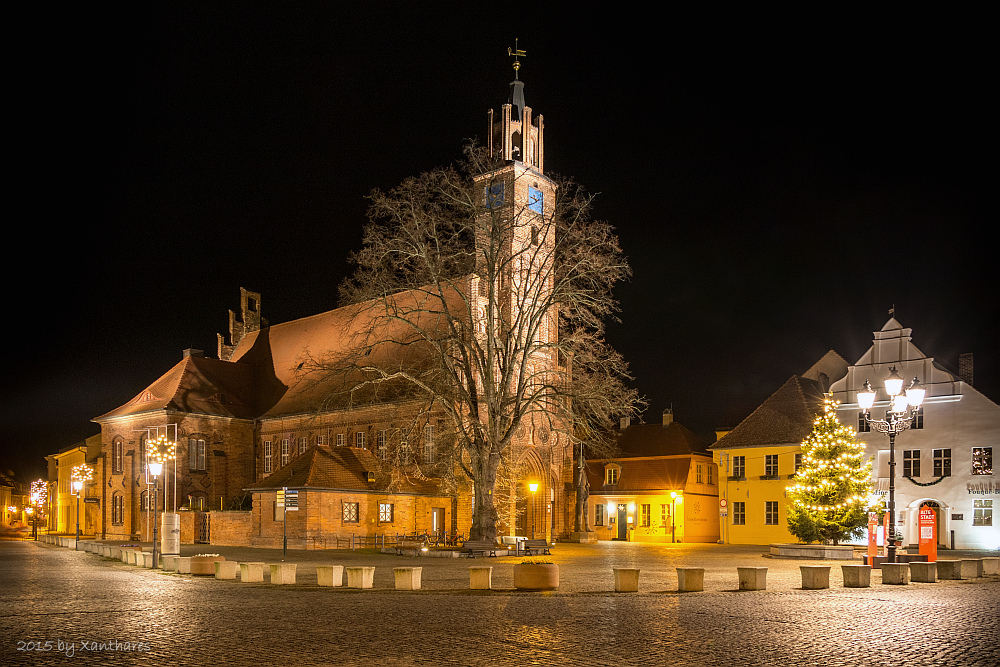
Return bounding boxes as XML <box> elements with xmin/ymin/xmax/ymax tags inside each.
<box><xmin>586</xmin><ymin>412</ymin><xmax>720</xmax><ymax>543</ymax></box>
<box><xmin>48</xmin><ymin>435</ymin><xmax>102</xmax><ymax>536</ymax></box>
<box><xmin>710</xmin><ymin>353</ymin><xmax>847</xmax><ymax>545</ymax></box>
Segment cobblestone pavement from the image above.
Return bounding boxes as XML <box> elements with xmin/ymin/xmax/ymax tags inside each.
<box><xmin>3</xmin><ymin>539</ymin><xmax>997</xmax><ymax>666</ymax></box>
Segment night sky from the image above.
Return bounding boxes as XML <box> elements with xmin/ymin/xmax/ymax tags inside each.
<box><xmin>4</xmin><ymin>6</ymin><xmax>993</xmax><ymax>482</ymax></box>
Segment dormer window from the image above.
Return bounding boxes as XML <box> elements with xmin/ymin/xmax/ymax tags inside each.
<box><xmin>605</xmin><ymin>464</ymin><xmax>620</xmax><ymax>486</ymax></box>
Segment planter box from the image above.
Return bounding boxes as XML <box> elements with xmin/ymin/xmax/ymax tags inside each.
<box><xmin>191</xmin><ymin>555</ymin><xmax>225</xmax><ymax>576</ymax></box>
<box><xmin>394</xmin><ymin>567</ymin><xmax>422</xmax><ymax>590</ymax></box>
<box><xmin>800</xmin><ymin>566</ymin><xmax>830</xmax><ymax>590</ymax></box>
<box><xmin>676</xmin><ymin>568</ymin><xmax>704</xmax><ymax>592</ymax></box>
<box><xmin>936</xmin><ymin>560</ymin><xmax>962</xmax><ymax>580</ymax></box>
<box><xmin>738</xmin><ymin>567</ymin><xmax>768</xmax><ymax>591</ymax></box>
<box><xmin>240</xmin><ymin>562</ymin><xmax>265</xmax><ymax>583</ymax></box>
<box><xmin>316</xmin><ymin>565</ymin><xmax>344</xmax><ymax>587</ymax></box>
<box><xmin>215</xmin><ymin>561</ymin><xmax>239</xmax><ymax>580</ymax></box>
<box><xmin>841</xmin><ymin>564</ymin><xmax>871</xmax><ymax>588</ymax></box>
<box><xmin>613</xmin><ymin>568</ymin><xmax>640</xmax><ymax>592</ymax></box>
<box><xmin>269</xmin><ymin>563</ymin><xmax>297</xmax><ymax>584</ymax></box>
<box><xmin>770</xmin><ymin>543</ymin><xmax>854</xmax><ymax>560</ymax></box>
<box><xmin>469</xmin><ymin>566</ymin><xmax>492</xmax><ymax>590</ymax></box>
<box><xmin>909</xmin><ymin>562</ymin><xmax>937</xmax><ymax>583</ymax></box>
<box><xmin>346</xmin><ymin>566</ymin><xmax>375</xmax><ymax>589</ymax></box>
<box><xmin>881</xmin><ymin>563</ymin><xmax>910</xmax><ymax>585</ymax></box>
<box><xmin>513</xmin><ymin>563</ymin><xmax>559</xmax><ymax>591</ymax></box>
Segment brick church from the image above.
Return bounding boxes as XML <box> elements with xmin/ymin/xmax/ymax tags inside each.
<box><xmin>91</xmin><ymin>64</ymin><xmax>574</xmax><ymax>549</ymax></box>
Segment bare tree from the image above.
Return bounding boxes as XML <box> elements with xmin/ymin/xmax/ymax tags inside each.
<box><xmin>332</xmin><ymin>144</ymin><xmax>640</xmax><ymax>542</ymax></box>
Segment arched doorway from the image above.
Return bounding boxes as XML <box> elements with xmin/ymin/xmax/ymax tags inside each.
<box><xmin>507</xmin><ymin>449</ymin><xmax>545</xmax><ymax>540</ymax></box>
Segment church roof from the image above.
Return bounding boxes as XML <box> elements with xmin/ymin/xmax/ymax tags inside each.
<box><xmin>246</xmin><ymin>445</ymin><xmax>442</xmax><ymax>495</ymax></box>
<box><xmin>94</xmin><ymin>354</ymin><xmax>257</xmax><ymax>421</ymax></box>
<box><xmin>709</xmin><ymin>375</ymin><xmax>825</xmax><ymax>450</ymax></box>
<box><xmin>614</xmin><ymin>422</ymin><xmax>711</xmax><ymax>457</ymax></box>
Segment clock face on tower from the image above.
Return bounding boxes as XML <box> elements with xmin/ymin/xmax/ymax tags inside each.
<box><xmin>528</xmin><ymin>186</ymin><xmax>543</xmax><ymax>214</ymax></box>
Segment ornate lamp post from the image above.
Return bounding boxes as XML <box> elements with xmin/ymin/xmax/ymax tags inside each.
<box><xmin>857</xmin><ymin>366</ymin><xmax>925</xmax><ymax>564</ymax></box>
<box><xmin>70</xmin><ymin>465</ymin><xmax>93</xmax><ymax>550</ymax></box>
<box><xmin>147</xmin><ymin>435</ymin><xmax>176</xmax><ymax>569</ymax></box>
<box><xmin>528</xmin><ymin>482</ymin><xmax>539</xmax><ymax>539</ymax></box>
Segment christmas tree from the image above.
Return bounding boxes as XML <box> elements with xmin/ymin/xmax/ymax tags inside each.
<box><xmin>786</xmin><ymin>395</ymin><xmax>878</xmax><ymax>544</ymax></box>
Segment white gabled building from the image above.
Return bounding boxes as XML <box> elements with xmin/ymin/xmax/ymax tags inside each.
<box><xmin>829</xmin><ymin>317</ymin><xmax>998</xmax><ymax>550</ymax></box>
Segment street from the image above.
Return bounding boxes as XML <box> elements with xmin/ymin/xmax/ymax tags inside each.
<box><xmin>2</xmin><ymin>539</ymin><xmax>997</xmax><ymax>666</ymax></box>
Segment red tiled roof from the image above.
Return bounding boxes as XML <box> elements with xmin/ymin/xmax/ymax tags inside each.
<box><xmin>585</xmin><ymin>456</ymin><xmax>702</xmax><ymax>493</ymax></box>
<box><xmin>709</xmin><ymin>375</ymin><xmax>825</xmax><ymax>449</ymax></box>
<box><xmin>615</xmin><ymin>422</ymin><xmax>710</xmax><ymax>457</ymax></box>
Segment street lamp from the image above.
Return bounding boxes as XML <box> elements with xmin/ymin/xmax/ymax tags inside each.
<box><xmin>30</xmin><ymin>480</ymin><xmax>46</xmax><ymax>541</ymax></box>
<box><xmin>670</xmin><ymin>491</ymin><xmax>684</xmax><ymax>543</ymax></box>
<box><xmin>528</xmin><ymin>482</ymin><xmax>539</xmax><ymax>539</ymax></box>
<box><xmin>858</xmin><ymin>366</ymin><xmax>925</xmax><ymax>564</ymax></box>
<box><xmin>147</xmin><ymin>435</ymin><xmax>177</xmax><ymax>569</ymax></box>
<box><xmin>70</xmin><ymin>465</ymin><xmax>92</xmax><ymax>550</ymax></box>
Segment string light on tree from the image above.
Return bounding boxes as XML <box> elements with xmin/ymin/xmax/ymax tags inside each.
<box><xmin>786</xmin><ymin>395</ymin><xmax>879</xmax><ymax>545</ymax></box>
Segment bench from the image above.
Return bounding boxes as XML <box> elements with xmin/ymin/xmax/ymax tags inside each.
<box><xmin>521</xmin><ymin>539</ymin><xmax>551</xmax><ymax>556</ymax></box>
<box><xmin>461</xmin><ymin>540</ymin><xmax>499</xmax><ymax>558</ymax></box>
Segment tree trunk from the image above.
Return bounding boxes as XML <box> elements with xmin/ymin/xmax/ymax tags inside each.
<box><xmin>574</xmin><ymin>443</ymin><xmax>589</xmax><ymax>533</ymax></box>
<box><xmin>469</xmin><ymin>451</ymin><xmax>501</xmax><ymax>542</ymax></box>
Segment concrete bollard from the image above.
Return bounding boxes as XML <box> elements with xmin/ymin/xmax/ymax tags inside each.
<box><xmin>982</xmin><ymin>557</ymin><xmax>999</xmax><ymax>576</ymax></box>
<box><xmin>909</xmin><ymin>561</ymin><xmax>937</xmax><ymax>583</ymax></box>
<box><xmin>469</xmin><ymin>566</ymin><xmax>492</xmax><ymax>590</ymax></box>
<box><xmin>881</xmin><ymin>563</ymin><xmax>910</xmax><ymax>585</ymax></box>
<box><xmin>240</xmin><ymin>562</ymin><xmax>265</xmax><ymax>583</ymax></box>
<box><xmin>614</xmin><ymin>568</ymin><xmax>640</xmax><ymax>592</ymax></box>
<box><xmin>841</xmin><ymin>564</ymin><xmax>871</xmax><ymax>588</ymax></box>
<box><xmin>960</xmin><ymin>560</ymin><xmax>979</xmax><ymax>579</ymax></box>
<box><xmin>215</xmin><ymin>561</ymin><xmax>239</xmax><ymax>580</ymax></box>
<box><xmin>161</xmin><ymin>555</ymin><xmax>177</xmax><ymax>572</ymax></box>
<box><xmin>175</xmin><ymin>557</ymin><xmax>192</xmax><ymax>574</ymax></box>
<box><xmin>676</xmin><ymin>568</ymin><xmax>704</xmax><ymax>592</ymax></box>
<box><xmin>935</xmin><ymin>560</ymin><xmax>962</xmax><ymax>579</ymax></box>
<box><xmin>394</xmin><ymin>567</ymin><xmax>422</xmax><ymax>590</ymax></box>
<box><xmin>738</xmin><ymin>567</ymin><xmax>768</xmax><ymax>591</ymax></box>
<box><xmin>316</xmin><ymin>565</ymin><xmax>344</xmax><ymax>587</ymax></box>
<box><xmin>269</xmin><ymin>563</ymin><xmax>297</xmax><ymax>585</ymax></box>
<box><xmin>346</xmin><ymin>566</ymin><xmax>375</xmax><ymax>589</ymax></box>
<box><xmin>800</xmin><ymin>566</ymin><xmax>830</xmax><ymax>590</ymax></box>
<box><xmin>140</xmin><ymin>552</ymin><xmax>155</xmax><ymax>568</ymax></box>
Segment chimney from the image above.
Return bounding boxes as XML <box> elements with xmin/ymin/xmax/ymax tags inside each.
<box><xmin>662</xmin><ymin>408</ymin><xmax>674</xmax><ymax>426</ymax></box>
<box><xmin>183</xmin><ymin>349</ymin><xmax>204</xmax><ymax>359</ymax></box>
<box><xmin>959</xmin><ymin>353</ymin><xmax>974</xmax><ymax>386</ymax></box>
<box><xmin>620</xmin><ymin>417</ymin><xmax>630</xmax><ymax>430</ymax></box>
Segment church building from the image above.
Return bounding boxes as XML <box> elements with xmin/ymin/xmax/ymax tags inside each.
<box><xmin>90</xmin><ymin>61</ymin><xmax>574</xmax><ymax>549</ymax></box>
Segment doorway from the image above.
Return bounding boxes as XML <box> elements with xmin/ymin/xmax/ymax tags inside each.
<box><xmin>616</xmin><ymin>503</ymin><xmax>627</xmax><ymax>540</ymax></box>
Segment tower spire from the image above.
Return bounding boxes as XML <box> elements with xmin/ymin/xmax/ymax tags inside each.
<box><xmin>508</xmin><ymin>39</ymin><xmax>526</xmax><ymax>80</ymax></box>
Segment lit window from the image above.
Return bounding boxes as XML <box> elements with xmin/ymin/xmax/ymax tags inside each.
<box><xmin>355</xmin><ymin>432</ymin><xmax>366</xmax><ymax>449</ymax></box>
<box><xmin>189</xmin><ymin>438</ymin><xmax>206</xmax><ymax>471</ymax></box>
<box><xmin>263</xmin><ymin>441</ymin><xmax>273</xmax><ymax>474</ymax></box>
<box><xmin>765</xmin><ymin>455</ymin><xmax>778</xmax><ymax>477</ymax></box>
<box><xmin>379</xmin><ymin>502</ymin><xmax>394</xmax><ymax>523</ymax></box>
<box><xmin>336</xmin><ymin>434</ymin><xmax>345</xmax><ymax>447</ymax></box>
<box><xmin>903</xmin><ymin>450</ymin><xmax>921</xmax><ymax>478</ymax></box>
<box><xmin>113</xmin><ymin>439</ymin><xmax>124</xmax><ymax>474</ymax></box>
<box><xmin>661</xmin><ymin>504</ymin><xmax>669</xmax><ymax>524</ymax></box>
<box><xmin>973</xmin><ymin>500</ymin><xmax>993</xmax><ymax>526</ymax></box>
<box><xmin>696</xmin><ymin>463</ymin><xmax>703</xmax><ymax>484</ymax></box>
<box><xmin>281</xmin><ymin>439</ymin><xmax>290</xmax><ymax>467</ymax></box>
<box><xmin>972</xmin><ymin>447</ymin><xmax>993</xmax><ymax>475</ymax></box>
<box><xmin>933</xmin><ymin>449</ymin><xmax>951</xmax><ymax>477</ymax></box>
<box><xmin>732</xmin><ymin>502</ymin><xmax>745</xmax><ymax>526</ymax></box>
<box><xmin>765</xmin><ymin>501</ymin><xmax>779</xmax><ymax>525</ymax></box>
<box><xmin>112</xmin><ymin>493</ymin><xmax>124</xmax><ymax>525</ymax></box>
<box><xmin>342</xmin><ymin>502</ymin><xmax>359</xmax><ymax>523</ymax></box>
<box><xmin>641</xmin><ymin>504</ymin><xmax>651</xmax><ymax>527</ymax></box>
<box><xmin>605</xmin><ymin>466</ymin><xmax>619</xmax><ymax>485</ymax></box>
<box><xmin>594</xmin><ymin>503</ymin><xmax>604</xmax><ymax>526</ymax></box>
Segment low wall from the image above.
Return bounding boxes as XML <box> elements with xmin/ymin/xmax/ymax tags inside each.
<box><xmin>769</xmin><ymin>543</ymin><xmax>855</xmax><ymax>560</ymax></box>
<box><xmin>209</xmin><ymin>511</ymin><xmax>252</xmax><ymax>546</ymax></box>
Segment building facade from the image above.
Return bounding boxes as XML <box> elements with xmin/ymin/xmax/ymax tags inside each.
<box><xmin>829</xmin><ymin>317</ymin><xmax>998</xmax><ymax>550</ymax></box>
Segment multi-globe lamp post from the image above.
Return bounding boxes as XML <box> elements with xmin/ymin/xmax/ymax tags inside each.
<box><xmin>146</xmin><ymin>435</ymin><xmax>176</xmax><ymax>569</ymax></box>
<box><xmin>857</xmin><ymin>366</ymin><xmax>925</xmax><ymax>564</ymax></box>
<box><xmin>30</xmin><ymin>480</ymin><xmax>46</xmax><ymax>540</ymax></box>
<box><xmin>70</xmin><ymin>465</ymin><xmax>93</xmax><ymax>550</ymax></box>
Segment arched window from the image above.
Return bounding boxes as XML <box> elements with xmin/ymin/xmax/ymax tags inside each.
<box><xmin>112</xmin><ymin>438</ymin><xmax>124</xmax><ymax>474</ymax></box>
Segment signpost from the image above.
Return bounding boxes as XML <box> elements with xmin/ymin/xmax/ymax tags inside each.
<box><xmin>918</xmin><ymin>504</ymin><xmax>937</xmax><ymax>563</ymax></box>
<box><xmin>278</xmin><ymin>488</ymin><xmax>298</xmax><ymax>556</ymax></box>
<box><xmin>867</xmin><ymin>512</ymin><xmax>878</xmax><ymax>561</ymax></box>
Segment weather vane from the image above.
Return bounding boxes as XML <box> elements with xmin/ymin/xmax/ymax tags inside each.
<box><xmin>508</xmin><ymin>39</ymin><xmax>526</xmax><ymax>79</ymax></box>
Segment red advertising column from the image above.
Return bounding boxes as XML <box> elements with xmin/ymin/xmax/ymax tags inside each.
<box><xmin>867</xmin><ymin>512</ymin><xmax>878</xmax><ymax>560</ymax></box>
<box><xmin>883</xmin><ymin>512</ymin><xmax>890</xmax><ymax>557</ymax></box>
<box><xmin>918</xmin><ymin>504</ymin><xmax>937</xmax><ymax>562</ymax></box>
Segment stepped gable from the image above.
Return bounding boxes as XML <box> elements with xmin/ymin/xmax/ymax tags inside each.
<box><xmin>615</xmin><ymin>422</ymin><xmax>711</xmax><ymax>457</ymax></box>
<box><xmin>94</xmin><ymin>354</ymin><xmax>256</xmax><ymax>421</ymax></box>
<box><xmin>248</xmin><ymin>445</ymin><xmax>440</xmax><ymax>495</ymax></box>
<box><xmin>710</xmin><ymin>375</ymin><xmax>825</xmax><ymax>449</ymax></box>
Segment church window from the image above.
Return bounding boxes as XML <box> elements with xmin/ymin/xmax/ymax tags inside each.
<box><xmin>280</xmin><ymin>439</ymin><xmax>290</xmax><ymax>467</ymax></box>
<box><xmin>189</xmin><ymin>438</ymin><xmax>206</xmax><ymax>471</ymax></box>
<box><xmin>528</xmin><ymin>187</ymin><xmax>543</xmax><ymax>215</ymax></box>
<box><xmin>972</xmin><ymin>447</ymin><xmax>992</xmax><ymax>475</ymax></box>
<box><xmin>343</xmin><ymin>502</ymin><xmax>359</xmax><ymax>523</ymax></box>
<box><xmin>423</xmin><ymin>425</ymin><xmax>435</xmax><ymax>463</ymax></box>
<box><xmin>263</xmin><ymin>441</ymin><xmax>273</xmax><ymax>473</ymax></box>
<box><xmin>112</xmin><ymin>439</ymin><xmax>124</xmax><ymax>474</ymax></box>
<box><xmin>486</xmin><ymin>183</ymin><xmax>505</xmax><ymax>208</ymax></box>
<box><xmin>140</xmin><ymin>490</ymin><xmax>149</xmax><ymax>512</ymax></box>
<box><xmin>111</xmin><ymin>493</ymin><xmax>124</xmax><ymax>525</ymax></box>
<box><xmin>355</xmin><ymin>432</ymin><xmax>366</xmax><ymax>449</ymax></box>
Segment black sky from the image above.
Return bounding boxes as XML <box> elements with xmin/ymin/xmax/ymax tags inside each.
<box><xmin>3</xmin><ymin>6</ymin><xmax>994</xmax><ymax>481</ymax></box>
